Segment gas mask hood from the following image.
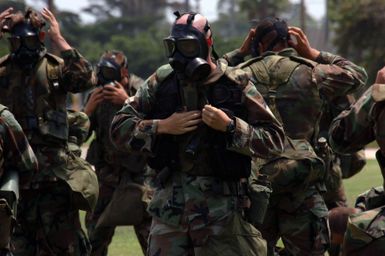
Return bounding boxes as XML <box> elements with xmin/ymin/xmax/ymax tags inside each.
<box><xmin>251</xmin><ymin>17</ymin><xmax>289</xmax><ymax>57</ymax></box>
<box><xmin>8</xmin><ymin>22</ymin><xmax>45</xmax><ymax>69</ymax></box>
<box><xmin>163</xmin><ymin>12</ymin><xmax>212</xmax><ymax>82</ymax></box>
<box><xmin>96</xmin><ymin>58</ymin><xmax>122</xmax><ymax>86</ymax></box>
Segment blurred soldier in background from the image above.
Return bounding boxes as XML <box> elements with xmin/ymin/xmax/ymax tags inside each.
<box><xmin>111</xmin><ymin>12</ymin><xmax>286</xmax><ymax>256</ymax></box>
<box><xmin>0</xmin><ymin>104</ymin><xmax>38</xmax><ymax>256</ymax></box>
<box><xmin>329</xmin><ymin>66</ymin><xmax>385</xmax><ymax>255</ymax></box>
<box><xmin>224</xmin><ymin>17</ymin><xmax>367</xmax><ymax>255</ymax></box>
<box><xmin>0</xmin><ymin>7</ymin><xmax>97</xmax><ymax>255</ymax></box>
<box><xmin>84</xmin><ymin>50</ymin><xmax>151</xmax><ymax>255</ymax></box>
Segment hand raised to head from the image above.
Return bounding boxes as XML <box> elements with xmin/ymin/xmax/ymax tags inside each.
<box><xmin>0</xmin><ymin>7</ymin><xmax>13</xmax><ymax>23</ymax></box>
<box><xmin>288</xmin><ymin>26</ymin><xmax>320</xmax><ymax>60</ymax></box>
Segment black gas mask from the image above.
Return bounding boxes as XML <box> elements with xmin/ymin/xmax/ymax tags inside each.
<box><xmin>163</xmin><ymin>12</ymin><xmax>211</xmax><ymax>82</ymax></box>
<box><xmin>96</xmin><ymin>58</ymin><xmax>122</xmax><ymax>86</ymax></box>
<box><xmin>251</xmin><ymin>17</ymin><xmax>289</xmax><ymax>57</ymax></box>
<box><xmin>8</xmin><ymin>22</ymin><xmax>44</xmax><ymax>69</ymax></box>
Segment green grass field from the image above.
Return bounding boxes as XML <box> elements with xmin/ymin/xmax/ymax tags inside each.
<box><xmin>81</xmin><ymin>159</ymin><xmax>383</xmax><ymax>256</ymax></box>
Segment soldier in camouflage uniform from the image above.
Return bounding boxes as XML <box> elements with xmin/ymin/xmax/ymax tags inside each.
<box><xmin>84</xmin><ymin>50</ymin><xmax>151</xmax><ymax>255</ymax></box>
<box><xmin>223</xmin><ymin>17</ymin><xmax>367</xmax><ymax>255</ymax></box>
<box><xmin>0</xmin><ymin>7</ymin><xmax>96</xmax><ymax>255</ymax></box>
<box><xmin>111</xmin><ymin>12</ymin><xmax>286</xmax><ymax>256</ymax></box>
<box><xmin>329</xmin><ymin>66</ymin><xmax>385</xmax><ymax>255</ymax></box>
<box><xmin>0</xmin><ymin>104</ymin><xmax>38</xmax><ymax>256</ymax></box>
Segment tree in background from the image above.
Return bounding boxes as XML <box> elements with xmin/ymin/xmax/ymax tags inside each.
<box><xmin>329</xmin><ymin>0</ymin><xmax>385</xmax><ymax>83</ymax></box>
<box><xmin>238</xmin><ymin>0</ymin><xmax>290</xmax><ymax>20</ymax></box>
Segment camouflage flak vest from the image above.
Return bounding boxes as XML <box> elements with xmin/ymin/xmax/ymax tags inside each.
<box><xmin>239</xmin><ymin>53</ymin><xmax>326</xmax><ymax>195</ymax></box>
<box><xmin>147</xmin><ymin>63</ymin><xmax>251</xmax><ymax>180</ymax></box>
<box><xmin>0</xmin><ymin>54</ymin><xmax>68</xmax><ymax>146</ymax></box>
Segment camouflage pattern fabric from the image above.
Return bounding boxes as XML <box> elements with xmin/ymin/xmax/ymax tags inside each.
<box><xmin>258</xmin><ymin>186</ymin><xmax>329</xmax><ymax>256</ymax></box>
<box><xmin>0</xmin><ymin>49</ymin><xmax>95</xmax><ymax>256</ymax></box>
<box><xmin>85</xmin><ymin>166</ymin><xmax>151</xmax><ymax>256</ymax></box>
<box><xmin>343</xmin><ymin>206</ymin><xmax>385</xmax><ymax>256</ymax></box>
<box><xmin>111</xmin><ymin>59</ymin><xmax>285</xmax><ymax>254</ymax></box>
<box><xmin>226</xmin><ymin>48</ymin><xmax>367</xmax><ymax>256</ymax></box>
<box><xmin>0</xmin><ymin>105</ymin><xmax>38</xmax><ymax>253</ymax></box>
<box><xmin>67</xmin><ymin>110</ymin><xmax>91</xmax><ymax>157</ymax></box>
<box><xmin>329</xmin><ymin>85</ymin><xmax>385</xmax><ymax>255</ymax></box>
<box><xmin>148</xmin><ymin>210</ymin><xmax>266</xmax><ymax>256</ymax></box>
<box><xmin>0</xmin><ymin>105</ymin><xmax>38</xmax><ymax>189</ymax></box>
<box><xmin>355</xmin><ymin>186</ymin><xmax>385</xmax><ymax>211</ymax></box>
<box><xmin>12</xmin><ymin>181</ymin><xmax>91</xmax><ymax>256</ymax></box>
<box><xmin>85</xmin><ymin>74</ymin><xmax>151</xmax><ymax>255</ymax></box>
<box><xmin>319</xmin><ymin>95</ymin><xmax>366</xmax><ymax>210</ymax></box>
<box><xmin>330</xmin><ymin>86</ymin><xmax>380</xmax><ymax>155</ymax></box>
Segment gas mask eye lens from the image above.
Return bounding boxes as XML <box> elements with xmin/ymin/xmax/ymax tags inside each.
<box><xmin>177</xmin><ymin>38</ymin><xmax>199</xmax><ymax>58</ymax></box>
<box><xmin>7</xmin><ymin>37</ymin><xmax>21</xmax><ymax>51</ymax></box>
<box><xmin>100</xmin><ymin>66</ymin><xmax>118</xmax><ymax>81</ymax></box>
<box><xmin>163</xmin><ymin>38</ymin><xmax>176</xmax><ymax>57</ymax></box>
<box><xmin>23</xmin><ymin>36</ymin><xmax>40</xmax><ymax>50</ymax></box>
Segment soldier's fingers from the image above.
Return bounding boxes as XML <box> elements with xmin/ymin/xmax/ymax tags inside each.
<box><xmin>288</xmin><ymin>30</ymin><xmax>302</xmax><ymax>41</ymax></box>
<box><xmin>289</xmin><ymin>28</ymin><xmax>306</xmax><ymax>42</ymax></box>
<box><xmin>185</xmin><ymin>118</ymin><xmax>201</xmax><ymax>127</ymax></box>
<box><xmin>184</xmin><ymin>125</ymin><xmax>198</xmax><ymax>133</ymax></box>
<box><xmin>41</xmin><ymin>9</ymin><xmax>51</xmax><ymax>21</ymax></box>
<box><xmin>42</xmin><ymin>8</ymin><xmax>54</xmax><ymax>19</ymax></box>
<box><xmin>202</xmin><ymin>114</ymin><xmax>212</xmax><ymax>124</ymax></box>
<box><xmin>102</xmin><ymin>89</ymin><xmax>117</xmax><ymax>96</ymax></box>
<box><xmin>184</xmin><ymin>111</ymin><xmax>201</xmax><ymax>120</ymax></box>
<box><xmin>289</xmin><ymin>26</ymin><xmax>304</xmax><ymax>34</ymax></box>
<box><xmin>203</xmin><ymin>104</ymin><xmax>215</xmax><ymax>111</ymax></box>
<box><xmin>0</xmin><ymin>7</ymin><xmax>13</xmax><ymax>19</ymax></box>
<box><xmin>113</xmin><ymin>81</ymin><xmax>124</xmax><ymax>88</ymax></box>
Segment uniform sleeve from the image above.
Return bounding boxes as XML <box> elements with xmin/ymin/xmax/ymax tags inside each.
<box><xmin>1</xmin><ymin>110</ymin><xmax>38</xmax><ymax>188</ymax></box>
<box><xmin>110</xmin><ymin>73</ymin><xmax>158</xmax><ymax>154</ymax></box>
<box><xmin>59</xmin><ymin>49</ymin><xmax>95</xmax><ymax>93</ymax></box>
<box><xmin>223</xmin><ymin>49</ymin><xmax>247</xmax><ymax>67</ymax></box>
<box><xmin>314</xmin><ymin>51</ymin><xmax>368</xmax><ymax>100</ymax></box>
<box><xmin>329</xmin><ymin>87</ymin><xmax>376</xmax><ymax>154</ymax></box>
<box><xmin>227</xmin><ymin>81</ymin><xmax>285</xmax><ymax>158</ymax></box>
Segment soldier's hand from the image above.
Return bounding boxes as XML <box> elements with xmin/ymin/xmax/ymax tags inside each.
<box><xmin>375</xmin><ymin>66</ymin><xmax>385</xmax><ymax>84</ymax></box>
<box><xmin>372</xmin><ymin>67</ymin><xmax>385</xmax><ymax>102</ymax></box>
<box><xmin>41</xmin><ymin>8</ymin><xmax>71</xmax><ymax>51</ymax></box>
<box><xmin>84</xmin><ymin>87</ymin><xmax>103</xmax><ymax>116</ymax></box>
<box><xmin>157</xmin><ymin>111</ymin><xmax>201</xmax><ymax>135</ymax></box>
<box><xmin>202</xmin><ymin>105</ymin><xmax>232</xmax><ymax>132</ymax></box>
<box><xmin>288</xmin><ymin>26</ymin><xmax>320</xmax><ymax>60</ymax></box>
<box><xmin>102</xmin><ymin>81</ymin><xmax>129</xmax><ymax>105</ymax></box>
<box><xmin>0</xmin><ymin>7</ymin><xmax>13</xmax><ymax>23</ymax></box>
<box><xmin>239</xmin><ymin>28</ymin><xmax>256</xmax><ymax>56</ymax></box>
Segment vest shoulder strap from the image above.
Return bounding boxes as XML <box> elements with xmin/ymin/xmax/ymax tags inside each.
<box><xmin>0</xmin><ymin>104</ymin><xmax>7</xmax><ymax>115</ymax></box>
<box><xmin>45</xmin><ymin>54</ymin><xmax>63</xmax><ymax>86</ymax></box>
<box><xmin>155</xmin><ymin>64</ymin><xmax>174</xmax><ymax>84</ymax></box>
<box><xmin>288</xmin><ymin>55</ymin><xmax>318</xmax><ymax>68</ymax></box>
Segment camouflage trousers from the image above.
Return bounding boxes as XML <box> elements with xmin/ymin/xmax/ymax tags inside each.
<box><xmin>147</xmin><ymin>211</ymin><xmax>266</xmax><ymax>256</ymax></box>
<box><xmin>323</xmin><ymin>159</ymin><xmax>347</xmax><ymax>210</ymax></box>
<box><xmin>258</xmin><ymin>188</ymin><xmax>330</xmax><ymax>256</ymax></box>
<box><xmin>343</xmin><ymin>206</ymin><xmax>385</xmax><ymax>256</ymax></box>
<box><xmin>12</xmin><ymin>181</ymin><xmax>90</xmax><ymax>256</ymax></box>
<box><xmin>85</xmin><ymin>166</ymin><xmax>151</xmax><ymax>256</ymax></box>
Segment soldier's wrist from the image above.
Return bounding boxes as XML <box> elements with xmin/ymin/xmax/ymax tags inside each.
<box><xmin>226</xmin><ymin>118</ymin><xmax>236</xmax><ymax>134</ymax></box>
